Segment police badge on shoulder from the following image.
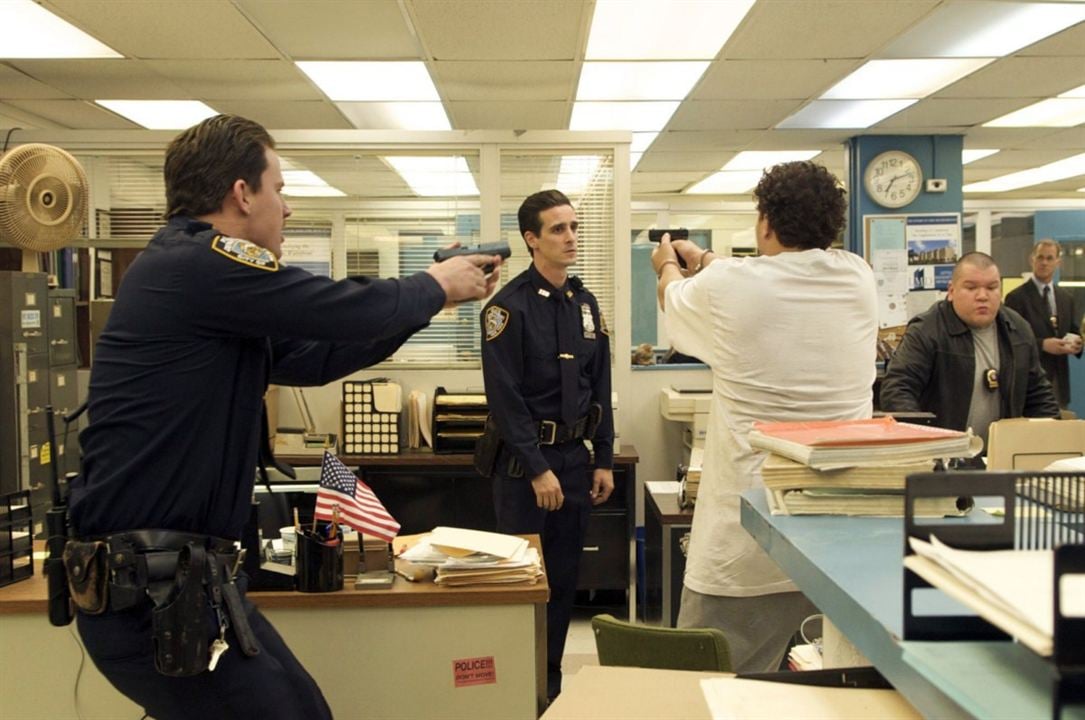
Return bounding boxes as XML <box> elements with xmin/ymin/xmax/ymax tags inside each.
<box><xmin>211</xmin><ymin>235</ymin><xmax>279</xmax><ymax>271</ymax></box>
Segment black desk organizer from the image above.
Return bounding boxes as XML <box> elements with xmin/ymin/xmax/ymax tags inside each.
<box><xmin>431</xmin><ymin>386</ymin><xmax>488</xmax><ymax>455</ymax></box>
<box><xmin>0</xmin><ymin>490</ymin><xmax>33</xmax><ymax>588</ymax></box>
<box><xmin>903</xmin><ymin>471</ymin><xmax>1085</xmax><ymax>719</ymax></box>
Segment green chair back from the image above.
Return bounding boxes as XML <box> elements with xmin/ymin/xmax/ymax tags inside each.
<box><xmin>591</xmin><ymin>613</ymin><xmax>732</xmax><ymax>672</ymax></box>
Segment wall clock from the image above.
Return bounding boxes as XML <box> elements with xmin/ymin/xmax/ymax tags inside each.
<box><xmin>863</xmin><ymin>150</ymin><xmax>922</xmax><ymax>209</ymax></box>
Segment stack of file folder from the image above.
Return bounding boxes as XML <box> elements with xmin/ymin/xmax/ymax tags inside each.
<box><xmin>749</xmin><ymin>417</ymin><xmax>980</xmax><ymax>517</ymax></box>
<box><xmin>399</xmin><ymin>527</ymin><xmax>543</xmax><ymax>586</ymax></box>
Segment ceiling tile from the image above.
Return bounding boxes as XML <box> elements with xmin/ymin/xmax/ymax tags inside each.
<box><xmin>0</xmin><ymin>101</ymin><xmax>62</xmax><ymax>130</ymax></box>
<box><xmin>631</xmin><ymin>171</ymin><xmax>704</xmax><ymax>195</ymax></box>
<box><xmin>9</xmin><ymin>59</ymin><xmax>189</xmax><ymax>99</ymax></box>
<box><xmin>722</xmin><ymin>1</ymin><xmax>939</xmax><ymax>60</ymax></box>
<box><xmin>668</xmin><ymin>100</ymin><xmax>803</xmax><ymax>131</ymax></box>
<box><xmin>878</xmin><ymin>98</ymin><xmax>1029</xmax><ymax>128</ymax></box>
<box><xmin>744</xmin><ymin>129</ymin><xmax>853</xmax><ymax>149</ymax></box>
<box><xmin>651</xmin><ymin>130</ymin><xmax>762</xmax><ymax>152</ymax></box>
<box><xmin>935</xmin><ymin>57</ymin><xmax>1085</xmax><ymax>99</ymax></box>
<box><xmin>1016</xmin><ymin>127</ymin><xmax>1085</xmax><ymax>152</ymax></box>
<box><xmin>432</xmin><ymin>61</ymin><xmax>575</xmax><ymax>101</ymax></box>
<box><xmin>0</xmin><ymin>64</ymin><xmax>70</xmax><ymax>99</ymax></box>
<box><xmin>693</xmin><ymin>59</ymin><xmax>860</xmax><ymax>100</ymax></box>
<box><xmin>635</xmin><ymin>151</ymin><xmax>732</xmax><ymax>173</ymax></box>
<box><xmin>447</xmin><ymin>101</ymin><xmax>568</xmax><ymax>130</ymax></box>
<box><xmin>236</xmin><ymin>0</ymin><xmax>419</xmax><ymax>59</ymax></box>
<box><xmin>970</xmin><ymin>148</ymin><xmax>1079</xmax><ymax>170</ymax></box>
<box><xmin>5</xmin><ymin>99</ymin><xmax>140</xmax><ymax>129</ymax></box>
<box><xmin>409</xmin><ymin>0</ymin><xmax>587</xmax><ymax>60</ymax></box>
<box><xmin>210</xmin><ymin>100</ymin><xmax>352</xmax><ymax>129</ymax></box>
<box><xmin>45</xmin><ymin>0</ymin><xmax>279</xmax><ymax>59</ymax></box>
<box><xmin>1018</xmin><ymin>20</ymin><xmax>1085</xmax><ymax>57</ymax></box>
<box><xmin>142</xmin><ymin>60</ymin><xmax>324</xmax><ymax>101</ymax></box>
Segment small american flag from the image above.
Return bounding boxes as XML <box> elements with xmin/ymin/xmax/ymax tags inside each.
<box><xmin>314</xmin><ymin>451</ymin><xmax>401</xmax><ymax>543</ymax></box>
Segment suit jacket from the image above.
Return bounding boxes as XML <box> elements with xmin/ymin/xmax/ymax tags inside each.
<box><xmin>1004</xmin><ymin>280</ymin><xmax>1081</xmax><ymax>406</ymax></box>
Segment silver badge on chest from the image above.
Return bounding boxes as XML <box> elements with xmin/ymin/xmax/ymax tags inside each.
<box><xmin>580</xmin><ymin>303</ymin><xmax>595</xmax><ymax>339</ymax></box>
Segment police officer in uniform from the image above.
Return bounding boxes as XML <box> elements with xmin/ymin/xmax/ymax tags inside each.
<box><xmin>65</xmin><ymin>115</ymin><xmax>501</xmax><ymax>720</ymax></box>
<box><xmin>480</xmin><ymin>189</ymin><xmax>614</xmax><ymax>702</ymax></box>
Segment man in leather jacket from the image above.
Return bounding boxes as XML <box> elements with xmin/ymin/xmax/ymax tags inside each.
<box><xmin>881</xmin><ymin>252</ymin><xmax>1059</xmax><ymax>447</ymax></box>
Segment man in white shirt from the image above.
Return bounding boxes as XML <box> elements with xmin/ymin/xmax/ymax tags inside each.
<box><xmin>650</xmin><ymin>162</ymin><xmax>877</xmax><ymax>673</ymax></box>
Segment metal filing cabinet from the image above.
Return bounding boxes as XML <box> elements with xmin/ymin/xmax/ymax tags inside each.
<box><xmin>0</xmin><ymin>274</ymin><xmax>82</xmax><ymax>534</ymax></box>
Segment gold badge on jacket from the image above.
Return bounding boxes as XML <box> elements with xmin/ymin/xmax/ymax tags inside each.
<box><xmin>580</xmin><ymin>303</ymin><xmax>595</xmax><ymax>339</ymax></box>
<box><xmin>485</xmin><ymin>305</ymin><xmax>509</xmax><ymax>341</ymax></box>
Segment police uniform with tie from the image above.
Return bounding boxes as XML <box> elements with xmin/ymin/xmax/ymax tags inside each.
<box><xmin>480</xmin><ymin>264</ymin><xmax>613</xmax><ymax>700</ymax></box>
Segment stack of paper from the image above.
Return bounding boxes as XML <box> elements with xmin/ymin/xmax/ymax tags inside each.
<box><xmin>752</xmin><ymin>418</ymin><xmax>979</xmax><ymax>517</ymax></box>
<box><xmin>904</xmin><ymin>535</ymin><xmax>1085</xmax><ymax>657</ymax></box>
<box><xmin>398</xmin><ymin>527</ymin><xmax>543</xmax><ymax>586</ymax></box>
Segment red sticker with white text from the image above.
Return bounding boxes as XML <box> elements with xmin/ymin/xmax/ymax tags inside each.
<box><xmin>453</xmin><ymin>656</ymin><xmax>497</xmax><ymax>687</ymax></box>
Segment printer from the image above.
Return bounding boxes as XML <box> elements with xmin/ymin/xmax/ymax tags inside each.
<box><xmin>659</xmin><ymin>387</ymin><xmax>711</xmax><ymax>508</ymax></box>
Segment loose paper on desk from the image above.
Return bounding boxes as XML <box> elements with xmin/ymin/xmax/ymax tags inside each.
<box><xmin>700</xmin><ymin>678</ymin><xmax>921</xmax><ymax>719</ymax></box>
<box><xmin>905</xmin><ymin>535</ymin><xmax>1085</xmax><ymax>657</ymax></box>
<box><xmin>427</xmin><ymin>527</ymin><xmax>527</xmax><ymax>560</ymax></box>
<box><xmin>646</xmin><ymin>481</ymin><xmax>681</xmax><ymax>495</ymax></box>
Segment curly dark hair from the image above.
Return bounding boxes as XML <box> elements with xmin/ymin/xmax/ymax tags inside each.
<box><xmin>164</xmin><ymin>114</ymin><xmax>274</xmax><ymax>219</ymax></box>
<box><xmin>753</xmin><ymin>161</ymin><xmax>846</xmax><ymax>250</ymax></box>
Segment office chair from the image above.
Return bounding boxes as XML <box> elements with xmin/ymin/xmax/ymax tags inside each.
<box><xmin>591</xmin><ymin>613</ymin><xmax>732</xmax><ymax>672</ymax></box>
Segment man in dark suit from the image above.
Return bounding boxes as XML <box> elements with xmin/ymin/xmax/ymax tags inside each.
<box><xmin>1005</xmin><ymin>239</ymin><xmax>1083</xmax><ymax>407</ymax></box>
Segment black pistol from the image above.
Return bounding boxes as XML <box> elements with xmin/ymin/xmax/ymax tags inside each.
<box><xmin>432</xmin><ymin>242</ymin><xmax>511</xmax><ymax>273</ymax></box>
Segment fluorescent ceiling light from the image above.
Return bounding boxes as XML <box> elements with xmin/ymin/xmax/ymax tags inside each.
<box><xmin>281</xmin><ymin>170</ymin><xmax>345</xmax><ymax>197</ymax></box>
<box><xmin>776</xmin><ymin>100</ymin><xmax>916</xmax><ymax>129</ymax></box>
<box><xmin>0</xmin><ymin>0</ymin><xmax>121</xmax><ymax>58</ymax></box>
<box><xmin>95</xmin><ymin>100</ymin><xmax>217</xmax><ymax>129</ymax></box>
<box><xmin>558</xmin><ymin>156</ymin><xmax>603</xmax><ymax>194</ymax></box>
<box><xmin>297</xmin><ymin>61</ymin><xmax>440</xmax><ymax>101</ymax></box>
<box><xmin>822</xmin><ymin>59</ymin><xmax>993</xmax><ymax>100</ymax></box>
<box><xmin>335</xmin><ymin>102</ymin><xmax>451</xmax><ymax>131</ymax></box>
<box><xmin>881</xmin><ymin>1</ymin><xmax>1085</xmax><ymax>58</ymax></box>
<box><xmin>722</xmin><ymin>150</ymin><xmax>821</xmax><ymax>171</ymax></box>
<box><xmin>685</xmin><ymin>170</ymin><xmax>764</xmax><ymax>195</ymax></box>
<box><xmin>963</xmin><ymin>151</ymin><xmax>1085</xmax><ymax>192</ymax></box>
<box><xmin>576</xmin><ymin>62</ymin><xmax>710</xmax><ymax>101</ymax></box>
<box><xmin>631</xmin><ymin>152</ymin><xmax>644</xmax><ymax>169</ymax></box>
<box><xmin>383</xmin><ymin>156</ymin><xmax>479</xmax><ymax>197</ymax></box>
<box><xmin>586</xmin><ymin>0</ymin><xmax>755</xmax><ymax>59</ymax></box>
<box><xmin>983</xmin><ymin>98</ymin><xmax>1085</xmax><ymax>127</ymax></box>
<box><xmin>632</xmin><ymin>132</ymin><xmax>658</xmax><ymax>153</ymax></box>
<box><xmin>1060</xmin><ymin>84</ymin><xmax>1085</xmax><ymax>98</ymax></box>
<box><xmin>570</xmin><ymin>101</ymin><xmax>680</xmax><ymax>131</ymax></box>
<box><xmin>962</xmin><ymin>149</ymin><xmax>999</xmax><ymax>164</ymax></box>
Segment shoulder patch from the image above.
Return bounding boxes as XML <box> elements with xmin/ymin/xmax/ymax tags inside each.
<box><xmin>210</xmin><ymin>235</ymin><xmax>279</xmax><ymax>272</ymax></box>
<box><xmin>484</xmin><ymin>305</ymin><xmax>510</xmax><ymax>341</ymax></box>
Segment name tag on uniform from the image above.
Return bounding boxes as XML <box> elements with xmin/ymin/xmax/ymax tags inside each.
<box><xmin>581</xmin><ymin>303</ymin><xmax>595</xmax><ymax>339</ymax></box>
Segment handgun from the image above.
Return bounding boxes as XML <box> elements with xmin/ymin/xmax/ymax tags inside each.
<box><xmin>432</xmin><ymin>242</ymin><xmax>511</xmax><ymax>273</ymax></box>
<box><xmin>648</xmin><ymin>228</ymin><xmax>692</xmax><ymax>267</ymax></box>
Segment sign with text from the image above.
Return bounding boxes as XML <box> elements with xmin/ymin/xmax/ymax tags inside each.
<box><xmin>452</xmin><ymin>656</ymin><xmax>497</xmax><ymax>687</ymax></box>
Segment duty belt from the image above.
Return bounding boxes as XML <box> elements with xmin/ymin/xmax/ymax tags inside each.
<box><xmin>537</xmin><ymin>415</ymin><xmax>590</xmax><ymax>446</ymax></box>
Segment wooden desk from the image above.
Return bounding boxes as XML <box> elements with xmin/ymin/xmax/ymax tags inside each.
<box><xmin>543</xmin><ymin>665</ymin><xmax>728</xmax><ymax>720</ymax></box>
<box><xmin>269</xmin><ymin>445</ymin><xmax>640</xmax><ymax>618</ymax></box>
<box><xmin>0</xmin><ymin>539</ymin><xmax>548</xmax><ymax>720</ymax></box>
<box><xmin>643</xmin><ymin>488</ymin><xmax>693</xmax><ymax>627</ymax></box>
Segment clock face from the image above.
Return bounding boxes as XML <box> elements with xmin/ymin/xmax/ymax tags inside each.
<box><xmin>864</xmin><ymin>151</ymin><xmax>922</xmax><ymax>209</ymax></box>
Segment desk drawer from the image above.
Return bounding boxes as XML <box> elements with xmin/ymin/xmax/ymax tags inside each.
<box><xmin>577</xmin><ymin>512</ymin><xmax>627</xmax><ymax>591</ymax></box>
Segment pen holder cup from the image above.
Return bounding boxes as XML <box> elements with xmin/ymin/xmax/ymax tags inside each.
<box><xmin>294</xmin><ymin>532</ymin><xmax>343</xmax><ymax>593</ymax></box>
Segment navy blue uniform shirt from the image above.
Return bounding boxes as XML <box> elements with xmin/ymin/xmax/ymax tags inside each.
<box><xmin>480</xmin><ymin>265</ymin><xmax>614</xmax><ymax>479</ymax></box>
<box><xmin>69</xmin><ymin>217</ymin><xmax>445</xmax><ymax>539</ymax></box>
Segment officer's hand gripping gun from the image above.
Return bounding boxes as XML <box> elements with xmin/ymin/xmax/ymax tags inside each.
<box><xmin>432</xmin><ymin>242</ymin><xmax>511</xmax><ymax>274</ymax></box>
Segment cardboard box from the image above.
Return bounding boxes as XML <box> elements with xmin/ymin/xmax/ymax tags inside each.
<box><xmin>986</xmin><ymin>418</ymin><xmax>1085</xmax><ymax>470</ymax></box>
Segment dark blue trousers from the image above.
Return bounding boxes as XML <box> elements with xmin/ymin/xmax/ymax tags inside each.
<box><xmin>493</xmin><ymin>441</ymin><xmax>591</xmax><ymax>701</ymax></box>
<box><xmin>76</xmin><ymin>573</ymin><xmax>331</xmax><ymax>720</ymax></box>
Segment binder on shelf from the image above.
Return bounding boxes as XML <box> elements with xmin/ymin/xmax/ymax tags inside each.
<box><xmin>341</xmin><ymin>379</ymin><xmax>401</xmax><ymax>455</ymax></box>
<box><xmin>432</xmin><ymin>387</ymin><xmax>488</xmax><ymax>455</ymax></box>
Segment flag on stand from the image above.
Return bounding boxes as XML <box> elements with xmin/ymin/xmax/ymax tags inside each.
<box><xmin>314</xmin><ymin>451</ymin><xmax>401</xmax><ymax>543</ymax></box>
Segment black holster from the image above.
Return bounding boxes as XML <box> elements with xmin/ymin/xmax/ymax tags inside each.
<box><xmin>473</xmin><ymin>414</ymin><xmax>503</xmax><ymax>478</ymax></box>
<box><xmin>152</xmin><ymin>543</ymin><xmax>209</xmax><ymax>677</ymax></box>
<box><xmin>585</xmin><ymin>402</ymin><xmax>603</xmax><ymax>440</ymax></box>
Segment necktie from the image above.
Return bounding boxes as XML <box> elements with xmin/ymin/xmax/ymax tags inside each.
<box><xmin>557</xmin><ymin>291</ymin><xmax>580</xmax><ymax>427</ymax></box>
<box><xmin>1042</xmin><ymin>285</ymin><xmax>1056</xmax><ymax>327</ymax></box>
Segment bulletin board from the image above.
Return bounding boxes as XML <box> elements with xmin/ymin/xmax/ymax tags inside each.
<box><xmin>864</xmin><ymin>213</ymin><xmax>961</xmax><ymax>329</ymax></box>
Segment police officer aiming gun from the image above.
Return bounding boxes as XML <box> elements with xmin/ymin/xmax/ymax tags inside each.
<box><xmin>61</xmin><ymin>114</ymin><xmax>500</xmax><ymax>720</ymax></box>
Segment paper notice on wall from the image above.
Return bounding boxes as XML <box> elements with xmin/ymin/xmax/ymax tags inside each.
<box><xmin>281</xmin><ymin>227</ymin><xmax>332</xmax><ymax>277</ymax></box>
<box><xmin>868</xmin><ymin>217</ymin><xmax>909</xmax><ymax>328</ymax></box>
